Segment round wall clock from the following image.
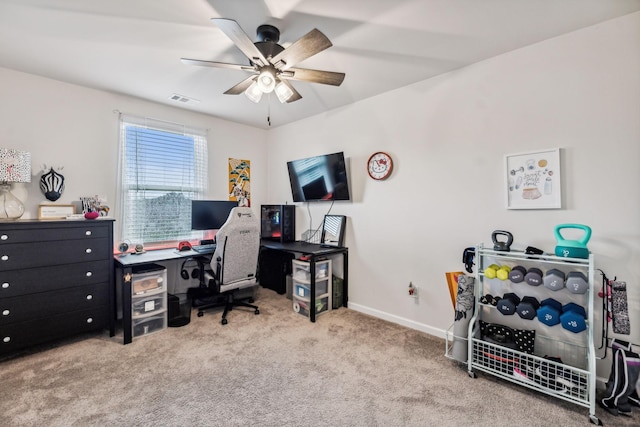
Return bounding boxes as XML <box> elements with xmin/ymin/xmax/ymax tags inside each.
<box><xmin>367</xmin><ymin>151</ymin><xmax>393</xmax><ymax>180</ymax></box>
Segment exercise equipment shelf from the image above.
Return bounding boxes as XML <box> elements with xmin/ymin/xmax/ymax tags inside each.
<box><xmin>467</xmin><ymin>245</ymin><xmax>601</xmax><ymax>425</ymax></box>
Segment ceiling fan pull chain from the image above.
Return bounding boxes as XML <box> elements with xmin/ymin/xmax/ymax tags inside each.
<box><xmin>267</xmin><ymin>93</ymin><xmax>272</xmax><ymax>126</ymax></box>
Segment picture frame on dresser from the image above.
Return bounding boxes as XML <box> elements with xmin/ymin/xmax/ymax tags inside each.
<box><xmin>38</xmin><ymin>204</ymin><xmax>76</xmax><ymax>220</ymax></box>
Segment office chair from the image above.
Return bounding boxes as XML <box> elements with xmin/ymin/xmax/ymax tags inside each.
<box><xmin>196</xmin><ymin>207</ymin><xmax>260</xmax><ymax>325</ymax></box>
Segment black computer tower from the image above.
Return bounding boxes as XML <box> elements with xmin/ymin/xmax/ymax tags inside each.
<box><xmin>260</xmin><ymin>204</ymin><xmax>295</xmax><ymax>243</ymax></box>
<box><xmin>258</xmin><ymin>248</ymin><xmax>295</xmax><ymax>295</ymax></box>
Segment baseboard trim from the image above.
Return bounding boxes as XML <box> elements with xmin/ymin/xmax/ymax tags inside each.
<box><xmin>347</xmin><ymin>302</ymin><xmax>446</xmax><ymax>339</ymax></box>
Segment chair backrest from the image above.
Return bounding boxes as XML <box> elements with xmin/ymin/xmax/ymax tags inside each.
<box><xmin>211</xmin><ymin>207</ymin><xmax>260</xmax><ymax>289</ymax></box>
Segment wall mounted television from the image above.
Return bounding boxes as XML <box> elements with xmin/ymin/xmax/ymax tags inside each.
<box><xmin>287</xmin><ymin>151</ymin><xmax>351</xmax><ymax>202</ymax></box>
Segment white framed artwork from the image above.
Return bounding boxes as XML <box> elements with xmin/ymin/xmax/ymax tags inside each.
<box><xmin>505</xmin><ymin>148</ymin><xmax>561</xmax><ymax>210</ymax></box>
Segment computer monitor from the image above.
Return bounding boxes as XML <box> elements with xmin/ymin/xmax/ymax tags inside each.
<box><xmin>191</xmin><ymin>200</ymin><xmax>238</xmax><ymax>231</ymax></box>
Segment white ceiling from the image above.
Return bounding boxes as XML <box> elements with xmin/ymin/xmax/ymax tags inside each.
<box><xmin>1</xmin><ymin>0</ymin><xmax>639</xmax><ymax>129</ymax></box>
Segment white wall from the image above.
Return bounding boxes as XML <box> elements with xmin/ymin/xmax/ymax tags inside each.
<box><xmin>1</xmin><ymin>12</ymin><xmax>638</xmax><ymax>382</ymax></box>
<box><xmin>266</xmin><ymin>11</ymin><xmax>640</xmax><ymax>358</ymax></box>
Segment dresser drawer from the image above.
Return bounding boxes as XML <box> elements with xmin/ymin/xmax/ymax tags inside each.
<box><xmin>0</xmin><ymin>283</ymin><xmax>108</xmax><ymax>326</ymax></box>
<box><xmin>0</xmin><ymin>307</ymin><xmax>108</xmax><ymax>354</ymax></box>
<box><xmin>0</xmin><ymin>238</ymin><xmax>110</xmax><ymax>271</ymax></box>
<box><xmin>0</xmin><ymin>223</ymin><xmax>110</xmax><ymax>244</ymax></box>
<box><xmin>0</xmin><ymin>260</ymin><xmax>110</xmax><ymax>297</ymax></box>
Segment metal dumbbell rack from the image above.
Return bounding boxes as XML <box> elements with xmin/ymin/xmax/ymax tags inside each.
<box><xmin>466</xmin><ymin>244</ymin><xmax>600</xmax><ymax>425</ymax></box>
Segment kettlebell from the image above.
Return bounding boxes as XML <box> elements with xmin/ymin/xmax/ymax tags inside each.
<box><xmin>554</xmin><ymin>224</ymin><xmax>591</xmax><ymax>259</ymax></box>
<box><xmin>492</xmin><ymin>230</ymin><xmax>513</xmax><ymax>252</ymax></box>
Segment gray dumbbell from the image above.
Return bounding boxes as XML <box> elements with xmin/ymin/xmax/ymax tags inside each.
<box><xmin>497</xmin><ymin>293</ymin><xmax>520</xmax><ymax>315</ymax></box>
<box><xmin>565</xmin><ymin>271</ymin><xmax>588</xmax><ymax>294</ymax></box>
<box><xmin>516</xmin><ymin>296</ymin><xmax>539</xmax><ymax>320</ymax></box>
<box><xmin>525</xmin><ymin>268</ymin><xmax>543</xmax><ymax>286</ymax></box>
<box><xmin>543</xmin><ymin>269</ymin><xmax>566</xmax><ymax>291</ymax></box>
<box><xmin>508</xmin><ymin>266</ymin><xmax>526</xmax><ymax>283</ymax></box>
<box><xmin>560</xmin><ymin>303</ymin><xmax>587</xmax><ymax>333</ymax></box>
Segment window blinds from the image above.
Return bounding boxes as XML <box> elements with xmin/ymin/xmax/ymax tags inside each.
<box><xmin>117</xmin><ymin>114</ymin><xmax>208</xmax><ymax>246</ymax></box>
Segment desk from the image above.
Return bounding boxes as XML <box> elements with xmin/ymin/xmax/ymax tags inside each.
<box><xmin>260</xmin><ymin>241</ymin><xmax>348</xmax><ymax>322</ymax></box>
<box><xmin>114</xmin><ymin>247</ymin><xmax>214</xmax><ymax>344</ymax></box>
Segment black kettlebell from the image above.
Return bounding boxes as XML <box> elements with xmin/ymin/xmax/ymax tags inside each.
<box><xmin>492</xmin><ymin>230</ymin><xmax>513</xmax><ymax>252</ymax></box>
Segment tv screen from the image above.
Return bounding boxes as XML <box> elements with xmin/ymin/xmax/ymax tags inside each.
<box><xmin>287</xmin><ymin>151</ymin><xmax>350</xmax><ymax>202</ymax></box>
<box><xmin>191</xmin><ymin>200</ymin><xmax>238</xmax><ymax>230</ymax></box>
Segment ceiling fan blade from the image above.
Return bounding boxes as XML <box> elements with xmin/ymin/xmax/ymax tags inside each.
<box><xmin>283</xmin><ymin>67</ymin><xmax>345</xmax><ymax>86</ymax></box>
<box><xmin>212</xmin><ymin>18</ymin><xmax>269</xmax><ymax>67</ymax></box>
<box><xmin>279</xmin><ymin>80</ymin><xmax>302</xmax><ymax>103</ymax></box>
<box><xmin>181</xmin><ymin>58</ymin><xmax>254</xmax><ymax>72</ymax></box>
<box><xmin>270</xmin><ymin>28</ymin><xmax>332</xmax><ymax>70</ymax></box>
<box><xmin>224</xmin><ymin>76</ymin><xmax>257</xmax><ymax>95</ymax></box>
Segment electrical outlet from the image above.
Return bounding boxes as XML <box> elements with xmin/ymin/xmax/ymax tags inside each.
<box><xmin>408</xmin><ymin>282</ymin><xmax>418</xmax><ymax>301</ymax></box>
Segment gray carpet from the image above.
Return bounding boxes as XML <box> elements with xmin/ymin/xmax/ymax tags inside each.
<box><xmin>0</xmin><ymin>287</ymin><xmax>636</xmax><ymax>426</ymax></box>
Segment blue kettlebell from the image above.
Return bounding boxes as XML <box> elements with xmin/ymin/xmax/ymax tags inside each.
<box><xmin>554</xmin><ymin>224</ymin><xmax>591</xmax><ymax>259</ymax></box>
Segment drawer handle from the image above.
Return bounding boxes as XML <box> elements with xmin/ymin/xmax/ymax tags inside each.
<box><xmin>2</xmin><ymin>310</ymin><xmax>9</xmax><ymax>316</ymax></box>
<box><xmin>85</xmin><ymin>230</ymin><xmax>92</xmax><ymax>236</ymax></box>
<box><xmin>86</xmin><ymin>271</ymin><xmax>93</xmax><ymax>277</ymax></box>
<box><xmin>1</xmin><ymin>283</ymin><xmax>8</xmax><ymax>289</ymax></box>
<box><xmin>1</xmin><ymin>255</ymin><xmax>8</xmax><ymax>261</ymax></box>
<box><xmin>0</xmin><ymin>234</ymin><xmax>7</xmax><ymax>240</ymax></box>
<box><xmin>86</xmin><ymin>317</ymin><xmax>93</xmax><ymax>324</ymax></box>
<box><xmin>85</xmin><ymin>248</ymin><xmax>92</xmax><ymax>254</ymax></box>
<box><xmin>3</xmin><ymin>337</ymin><xmax>10</xmax><ymax>343</ymax></box>
<box><xmin>86</xmin><ymin>295</ymin><xmax>93</xmax><ymax>300</ymax></box>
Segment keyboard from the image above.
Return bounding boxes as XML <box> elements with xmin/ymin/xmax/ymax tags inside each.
<box><xmin>192</xmin><ymin>244</ymin><xmax>216</xmax><ymax>253</ymax></box>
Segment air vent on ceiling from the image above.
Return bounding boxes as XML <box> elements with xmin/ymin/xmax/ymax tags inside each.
<box><xmin>169</xmin><ymin>94</ymin><xmax>200</xmax><ymax>105</ymax></box>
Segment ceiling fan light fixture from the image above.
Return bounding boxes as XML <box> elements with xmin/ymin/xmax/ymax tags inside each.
<box><xmin>275</xmin><ymin>81</ymin><xmax>294</xmax><ymax>103</ymax></box>
<box><xmin>257</xmin><ymin>69</ymin><xmax>276</xmax><ymax>93</ymax></box>
<box><xmin>245</xmin><ymin>81</ymin><xmax>263</xmax><ymax>103</ymax></box>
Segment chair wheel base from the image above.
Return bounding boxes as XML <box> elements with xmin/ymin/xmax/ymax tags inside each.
<box><xmin>221</xmin><ymin>318</ymin><xmax>228</xmax><ymax>325</ymax></box>
<box><xmin>197</xmin><ymin>311</ymin><xmax>204</xmax><ymax>317</ymax></box>
<box><xmin>254</xmin><ymin>309</ymin><xmax>260</xmax><ymax>315</ymax></box>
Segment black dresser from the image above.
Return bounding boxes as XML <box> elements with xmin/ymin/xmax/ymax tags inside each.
<box><xmin>0</xmin><ymin>219</ymin><xmax>114</xmax><ymax>355</ymax></box>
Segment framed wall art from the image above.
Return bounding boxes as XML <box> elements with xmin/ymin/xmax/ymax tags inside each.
<box><xmin>505</xmin><ymin>148</ymin><xmax>561</xmax><ymax>209</ymax></box>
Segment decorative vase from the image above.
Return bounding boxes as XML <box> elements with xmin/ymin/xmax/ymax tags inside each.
<box><xmin>0</xmin><ymin>183</ymin><xmax>25</xmax><ymax>220</ymax></box>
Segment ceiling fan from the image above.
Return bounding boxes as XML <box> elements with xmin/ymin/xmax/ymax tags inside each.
<box><xmin>181</xmin><ymin>18</ymin><xmax>345</xmax><ymax>104</ymax></box>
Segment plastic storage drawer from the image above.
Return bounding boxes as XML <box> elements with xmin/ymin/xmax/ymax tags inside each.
<box><xmin>131</xmin><ymin>264</ymin><xmax>166</xmax><ymax>295</ymax></box>
<box><xmin>294</xmin><ymin>281</ymin><xmax>328</xmax><ymax>298</ymax></box>
<box><xmin>293</xmin><ymin>296</ymin><xmax>329</xmax><ymax>318</ymax></box>
<box><xmin>132</xmin><ymin>294</ymin><xmax>166</xmax><ymax>317</ymax></box>
<box><xmin>132</xmin><ymin>313</ymin><xmax>166</xmax><ymax>338</ymax></box>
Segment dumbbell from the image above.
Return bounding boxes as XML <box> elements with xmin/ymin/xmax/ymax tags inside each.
<box><xmin>524</xmin><ymin>267</ymin><xmax>543</xmax><ymax>286</ymax></box>
<box><xmin>496</xmin><ymin>266</ymin><xmax>511</xmax><ymax>281</ymax></box>
<box><xmin>480</xmin><ymin>294</ymin><xmax>499</xmax><ymax>306</ymax></box>
<box><xmin>560</xmin><ymin>303</ymin><xmax>587</xmax><ymax>333</ymax></box>
<box><xmin>484</xmin><ymin>264</ymin><xmax>512</xmax><ymax>280</ymax></box>
<box><xmin>497</xmin><ymin>293</ymin><xmax>520</xmax><ymax>315</ymax></box>
<box><xmin>484</xmin><ymin>264</ymin><xmax>500</xmax><ymax>279</ymax></box>
<box><xmin>508</xmin><ymin>266</ymin><xmax>526</xmax><ymax>283</ymax></box>
<box><xmin>516</xmin><ymin>296</ymin><xmax>540</xmax><ymax>320</ymax></box>
<box><xmin>543</xmin><ymin>269</ymin><xmax>566</xmax><ymax>291</ymax></box>
<box><xmin>565</xmin><ymin>271</ymin><xmax>589</xmax><ymax>294</ymax></box>
<box><xmin>537</xmin><ymin>298</ymin><xmax>562</xmax><ymax>326</ymax></box>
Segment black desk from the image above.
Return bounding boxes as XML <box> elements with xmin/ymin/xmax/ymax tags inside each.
<box><xmin>260</xmin><ymin>240</ymin><xmax>348</xmax><ymax>322</ymax></box>
<box><xmin>114</xmin><ymin>247</ymin><xmax>214</xmax><ymax>344</ymax></box>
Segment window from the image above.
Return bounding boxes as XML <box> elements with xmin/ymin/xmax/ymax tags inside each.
<box><xmin>117</xmin><ymin>114</ymin><xmax>207</xmax><ymax>247</ymax></box>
